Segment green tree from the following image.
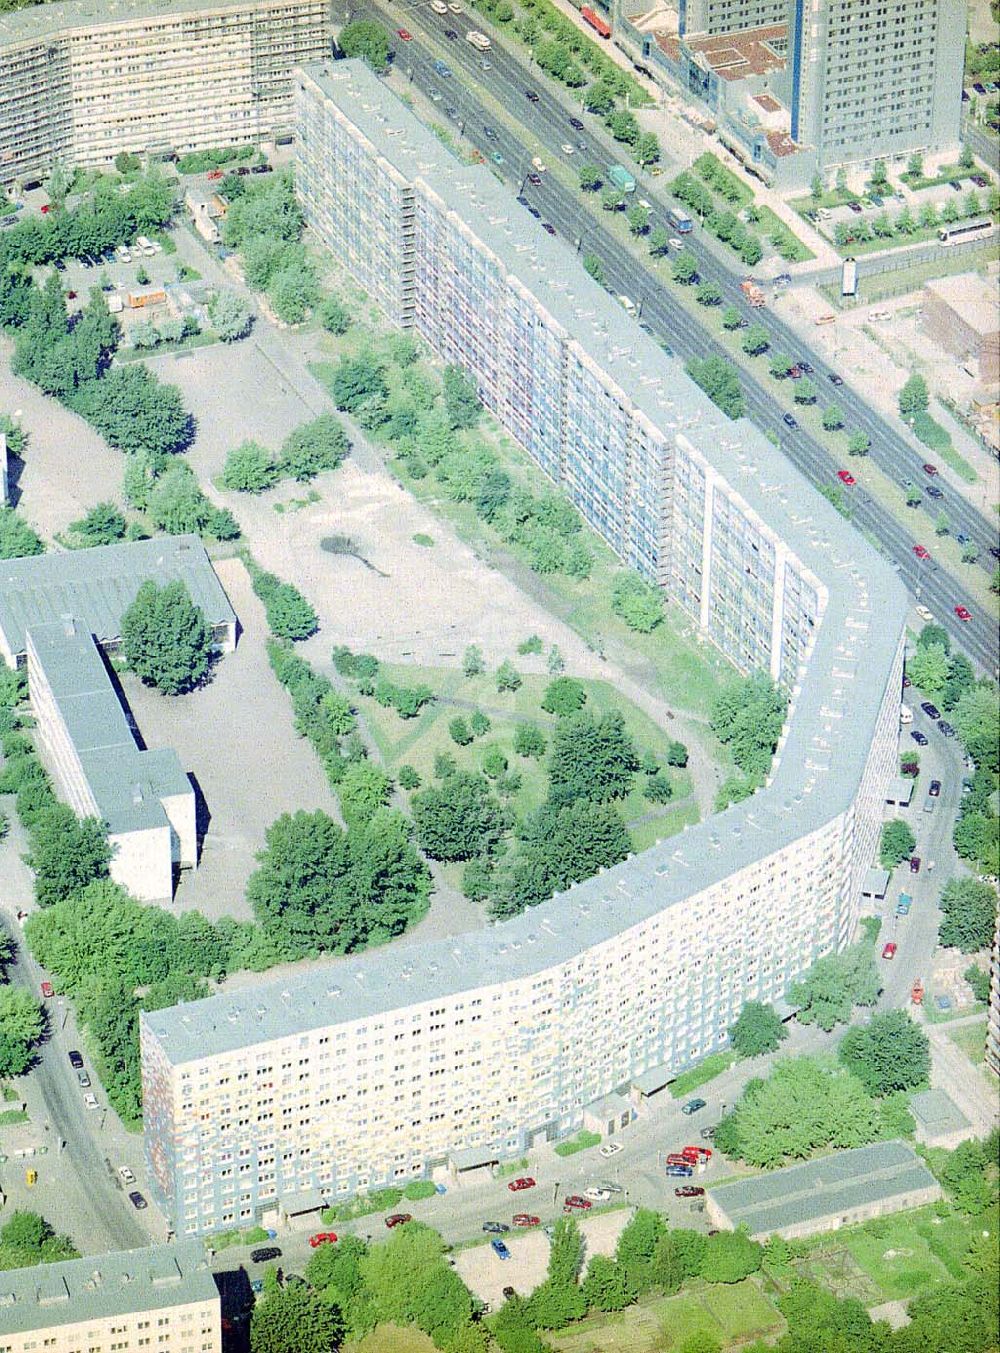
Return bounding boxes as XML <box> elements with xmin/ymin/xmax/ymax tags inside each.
<box><xmin>938</xmin><ymin>877</ymin><xmax>998</xmax><ymax>953</ymax></box>
<box><xmin>651</xmin><ymin>1228</ymin><xmax>707</xmax><ymax>1294</ymax></box>
<box><xmin>686</xmin><ymin>355</ymin><xmax>744</xmax><ymax>419</ymax></box>
<box><xmin>671</xmin><ymin>250</ymin><xmax>698</xmax><ymax>284</ymax></box>
<box><xmin>907</xmin><ymin>642</ymin><xmax>950</xmax><ymax>695</ymax></box>
<box><xmin>336</xmin><ymin>761</ymin><xmax>392</xmax><ymax>828</ymax></box>
<box><xmin>789</xmin><ymin>942</ymin><xmax>880</xmax><ymax>1031</ymax></box>
<box><xmin>252</xmin><ymin>569</ymin><xmax>318</xmax><ymax>641</ymax></box>
<box><xmin>221</xmin><ymin>439</ymin><xmax>278</xmax><ymax>493</ymax></box>
<box><xmin>247</xmin><ymin>808</ymin><xmax>429</xmax><ymax>958</ymax></box>
<box><xmin>810</xmin><ymin>171</ymin><xmax>824</xmax><ymax>201</ymax></box>
<box><xmin>513</xmin><ymin>724</ymin><xmax>547</xmax><ymax>759</ymax></box>
<box><xmin>728</xmin><ymin>1000</ymin><xmax>787</xmax><ymax>1057</ymax></box>
<box><xmin>72</xmin><ymin>363</ymin><xmax>192</xmax><ymax>456</ymax></box>
<box><xmin>721</xmin><ymin>305</ymin><xmax>743</xmax><ymax>330</ymax></box>
<box><xmin>0</xmin><ymin>988</ymin><xmax>45</xmax><ymax>1077</ymax></box>
<box><xmin>548</xmin><ymin>710</ymin><xmax>639</xmax><ymax>804</ymax></box>
<box><xmin>207</xmin><ymin>289</ymin><xmax>253</xmax><ymax>342</ymax></box>
<box><xmin>66</xmin><ymin>501</ymin><xmax>126</xmax><ymax>546</ymax></box>
<box><xmin>449</xmin><ymin>716</ymin><xmax>472</xmax><ymax>746</ymax></box>
<box><xmin>331</xmin><ymin>354</ymin><xmax>389</xmax><ymax>415</ymax></box>
<box><xmin>847</xmin><ymin>430</ymin><xmax>870</xmax><ymax>456</ymax></box>
<box><xmin>793</xmin><ymin>377</ymin><xmax>817</xmax><ymax>404</ymax></box>
<box><xmin>279</xmin><ymin>414</ymin><xmax>349</xmax><ymax>482</ymax></box>
<box><xmin>318</xmin><ymin>295</ymin><xmax>352</xmax><ymax>335</ymax></box>
<box><xmin>700</xmin><ymin>1230</ymin><xmax>763</xmax><ymax>1284</ymax></box>
<box><xmin>582</xmin><ymin>1255</ymin><xmax>637</xmax><ymax>1311</ymax></box>
<box><xmin>583</xmin><ymin>253</ymin><xmax>605</xmax><ymax>285</ymax></box>
<box><xmin>741</xmin><ymin>323</ymin><xmax>770</xmax><ymax>356</ymax></box>
<box><xmin>635</xmin><ymin>132</ymin><xmax>661</xmax><ymax>167</ymax></box>
<box><xmin>338</xmin><ymin>18</ymin><xmax>390</xmax><ymax>70</ymax></box>
<box><xmin>648</xmin><ymin>227</ymin><xmax>671</xmax><ymax>257</ymax></box>
<box><xmin>269</xmin><ymin>263</ymin><xmax>319</xmax><ymax>324</ymax></box>
<box><xmin>822</xmin><ymin>404</ymin><xmax>844</xmax><ymax>431</ymax></box>
<box><xmin>25</xmin><ymin>805</ymin><xmax>111</xmax><ymax>909</ymax></box>
<box><xmin>614</xmin><ymin>1208</ymin><xmax>666</xmax><ymax>1291</ymax></box>
<box><xmin>496</xmin><ymin>660</ymin><xmax>522</xmax><ymax>693</ymax></box>
<box><xmin>121</xmin><ymin>579</ymin><xmax>212</xmax><ymax>694</ymax></box>
<box><xmin>412</xmin><ymin>772</ymin><xmax>508</xmax><ymax>862</ymax></box>
<box><xmin>710</xmin><ymin>674</ymin><xmax>787</xmax><ymax>782</ymax></box>
<box><xmin>578</xmin><ymin>165</ymin><xmax>602</xmax><ymax>191</ymax></box>
<box><xmin>838</xmin><ymin>1009</ymin><xmax>930</xmax><ymax>1095</ymax></box>
<box><xmin>880</xmin><ymin>818</ymin><xmax>916</xmax><ymax>868</ymax></box>
<box><xmin>541</xmin><ymin>677</ymin><xmax>587</xmax><ymax>717</ymax></box>
<box><xmin>462</xmin><ymin>644</ymin><xmax>485</xmax><ymax>677</ymax></box>
<box><xmin>899</xmin><ymin>372</ymin><xmax>930</xmax><ymax>418</ymax></box>
<box><xmin>250</xmin><ymin>1280</ymin><xmax>344</xmax><ymax>1353</ymax></box>
<box><xmin>626</xmin><ymin>205</ymin><xmax>650</xmax><ymax>236</ymax></box>
<box><xmin>0</xmin><ymin>507</ymin><xmax>44</xmax><ymax>559</ymax></box>
<box><xmin>610</xmin><ymin>572</ymin><xmax>663</xmax><ymax>632</ymax></box>
<box><xmin>953</xmin><ymin>683</ymin><xmax>1000</xmax><ymax>773</ymax></box>
<box><xmin>442</xmin><ymin>364</ymin><xmax>482</xmax><ymax>431</ymax></box>
<box><xmin>769</xmin><ymin>351</ymin><xmax>793</xmax><ymax>380</ymax></box>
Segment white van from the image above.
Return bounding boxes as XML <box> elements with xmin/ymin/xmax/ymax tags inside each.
<box><xmin>900</xmin><ymin>704</ymin><xmax>913</xmax><ymax>724</ymax></box>
<box><xmin>618</xmin><ymin>295</ymin><xmax>637</xmax><ymax>315</ymax></box>
<box><xmin>466</xmin><ymin>29</ymin><xmax>491</xmax><ymax>50</ymax></box>
<box><xmin>430</xmin><ymin>1</ymin><xmax>448</xmax><ymax>13</ymax></box>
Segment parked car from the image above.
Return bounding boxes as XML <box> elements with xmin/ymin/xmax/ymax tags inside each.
<box><xmin>896</xmin><ymin>896</ymin><xmax>911</xmax><ymax>916</ymax></box>
<box><xmin>527</xmin><ymin>172</ymin><xmax>543</xmax><ymax>186</ymax></box>
<box><xmin>503</xmin><ymin>1286</ymin><xmax>517</xmax><ymax>1299</ymax></box>
<box><xmin>700</xmin><ymin>1126</ymin><xmax>716</xmax><ymax>1140</ymax></box>
<box><xmin>929</xmin><ymin>779</ymin><xmax>941</xmax><ymax>797</ymax></box>
<box><xmin>563</xmin><ymin>1195</ymin><xmax>592</xmax><ymax>1210</ymax></box>
<box><xmin>683</xmin><ymin>1146</ymin><xmax>712</xmax><ymax>1161</ymax></box>
<box><xmin>599</xmin><ymin>1142</ymin><xmax>623</xmax><ymax>1158</ymax></box>
<box><xmin>675</xmin><ymin>1186</ymin><xmax>705</xmax><ymax>1198</ymax></box>
<box><xmin>492</xmin><ymin>1239</ymin><xmax>511</xmax><ymax>1260</ymax></box>
<box><xmin>396</xmin><ymin>27</ymin><xmax>413</xmax><ymax>39</ymax></box>
<box><xmin>525</xmin><ymin>89</ymin><xmax>540</xmax><ymax>102</ymax></box>
<box><xmin>596</xmin><ymin>1181</ymin><xmax>623</xmax><ymax>1194</ymax></box>
<box><xmin>507</xmin><ymin>1177</ymin><xmax>536</xmax><ymax>1192</ymax></box>
<box><xmin>665</xmin><ymin>1164</ymin><xmax>694</xmax><ymax>1177</ymax></box>
<box><xmin>309</xmin><ymin>1232</ymin><xmax>338</xmax><ymax>1247</ymax></box>
<box><xmin>68</xmin><ymin>1050</ymin><xmax>84</xmax><ymax>1069</ymax></box>
<box><xmin>910</xmin><ymin>730</ymin><xmax>928</xmax><ymax>746</ymax></box>
<box><xmin>938</xmin><ymin>721</ymin><xmax>956</xmax><ymax>738</ymax></box>
<box><xmin>569</xmin><ymin>116</ymin><xmax>584</xmax><ymax>129</ymax></box>
<box><xmin>848</xmin><ymin>201</ymin><xmax>863</xmax><ymax>214</ymax></box>
<box><xmin>542</xmin><ymin>223</ymin><xmax>556</xmax><ymax>235</ymax></box>
<box><xmin>250</xmin><ymin>1247</ymin><xmax>282</xmax><ymax>1263</ymax></box>
<box><xmin>681</xmin><ymin>1098</ymin><xmax>707</xmax><ymax>1115</ymax></box>
<box><xmin>920</xmin><ymin>702</ymin><xmax>941</xmax><ymax>720</ymax></box>
<box><xmin>83</xmin><ymin>1092</ymin><xmax>99</xmax><ymax>1109</ymax></box>
<box><xmin>910</xmin><ymin>856</ymin><xmax>921</xmax><ymax>873</ymax></box>
<box><xmin>77</xmin><ymin>1070</ymin><xmax>91</xmax><ymax>1088</ymax></box>
<box><xmin>118</xmin><ymin>1165</ymin><xmax>136</xmax><ymax>1185</ymax></box>
<box><xmin>40</xmin><ymin>981</ymin><xmax>54</xmax><ymax>999</ymax></box>
<box><xmin>926</xmin><ymin>484</ymin><xmax>944</xmax><ymax>499</ymax></box>
<box><xmin>584</xmin><ymin>1187</ymin><xmax>612</xmax><ymax>1202</ymax></box>
<box><xmin>827</xmin><ymin>372</ymin><xmax>844</xmax><ymax>385</ymax></box>
<box><xmin>128</xmin><ymin>1191</ymin><xmax>147</xmax><ymax>1209</ymax></box>
<box><xmin>837</xmin><ymin>470</ymin><xmax>856</xmax><ymax>486</ymax></box>
<box><xmin>482</xmin><ymin>1221</ymin><xmax>511</xmax><ymax>1234</ymax></box>
<box><xmin>881</xmin><ymin>942</ymin><xmax>897</xmax><ymax>960</ymax></box>
<box><xmin>385</xmin><ymin>1214</ymin><xmax>412</xmax><ymax>1228</ymax></box>
<box><xmin>922</xmin><ymin>463</ymin><xmax>939</xmax><ymax>476</ymax></box>
<box><xmin>444</xmin><ymin>28</ymin><xmax>458</xmax><ymax>39</ymax></box>
<box><xmin>512</xmin><ymin>1214</ymin><xmax>540</xmax><ymax>1227</ymax></box>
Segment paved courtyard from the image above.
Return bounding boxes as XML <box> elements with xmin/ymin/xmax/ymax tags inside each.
<box><xmin>120</xmin><ymin>557</ymin><xmax>340</xmax><ymax>920</ymax></box>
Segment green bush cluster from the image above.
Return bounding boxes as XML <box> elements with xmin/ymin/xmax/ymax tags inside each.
<box><xmin>176</xmin><ymin>144</ymin><xmax>254</xmax><ymax>174</ymax></box>
<box><xmin>221</xmin><ymin>414</ymin><xmax>350</xmax><ymax>492</ymax></box>
<box><xmin>267</xmin><ymin>641</ymin><xmax>361</xmax><ymax>790</ymax></box>
<box><xmin>248</xmin><ymin>562</ymin><xmax>318</xmax><ymax>641</ymax></box>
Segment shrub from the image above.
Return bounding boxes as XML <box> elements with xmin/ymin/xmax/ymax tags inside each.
<box><xmin>611</xmin><ymin>573</ymin><xmax>663</xmax><ymax>633</ymax></box>
<box><xmin>221</xmin><ymin>440</ymin><xmax>277</xmax><ymax>493</ymax></box>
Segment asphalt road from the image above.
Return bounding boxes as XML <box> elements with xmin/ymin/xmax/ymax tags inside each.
<box><xmin>12</xmin><ymin>934</ymin><xmax>149</xmax><ymax>1254</ymax></box>
<box><xmin>357</xmin><ymin>5</ymin><xmax>998</xmax><ymax>670</ymax></box>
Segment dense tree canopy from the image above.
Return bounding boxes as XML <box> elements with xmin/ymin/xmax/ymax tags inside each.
<box><xmin>710</xmin><ymin>675</ymin><xmax>787</xmax><ymax>784</ymax></box>
<box><xmin>24</xmin><ymin>805</ymin><xmax>111</xmax><ymax>909</ymax></box>
<box><xmin>938</xmin><ymin>877</ymin><xmax>998</xmax><ymax>953</ymax></box>
<box><xmin>121</xmin><ymin>579</ymin><xmax>212</xmax><ymax>694</ymax></box>
<box><xmin>250</xmin><ymin>1280</ymin><xmax>344</xmax><ymax>1353</ymax></box>
<box><xmin>728</xmin><ymin>1000</ymin><xmax>787</xmax><ymax>1057</ymax></box>
<box><xmin>838</xmin><ymin>1010</ymin><xmax>930</xmax><ymax>1096</ymax></box>
<box><xmin>412</xmin><ymin>772</ymin><xmax>509</xmax><ymax>862</ymax></box>
<box><xmin>548</xmin><ymin>710</ymin><xmax>639</xmax><ymax>804</ymax></box>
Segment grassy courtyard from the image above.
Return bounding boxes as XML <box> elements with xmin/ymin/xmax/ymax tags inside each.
<box><xmin>338</xmin><ymin>660</ymin><xmax>699</xmax><ymax>845</ymax></box>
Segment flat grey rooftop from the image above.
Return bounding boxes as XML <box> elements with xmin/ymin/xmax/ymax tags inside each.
<box><xmin>141</xmin><ymin>64</ymin><xmax>907</xmax><ymax>1068</ymax></box>
<box><xmin>0</xmin><ymin>1241</ymin><xmax>216</xmax><ymax>1336</ymax></box>
<box><xmin>29</xmin><ymin>621</ymin><xmax>189</xmax><ymax>835</ymax></box>
<box><xmin>708</xmin><ymin>1141</ymin><xmax>940</xmax><ymax>1235</ymax></box>
<box><xmin>910</xmin><ymin>1088</ymin><xmax>972</xmax><ymax>1136</ymax></box>
<box><xmin>0</xmin><ymin>535</ymin><xmax>235</xmax><ymax>662</ymax></box>
<box><xmin>0</xmin><ymin>0</ymin><xmax>319</xmax><ymax>46</ymax></box>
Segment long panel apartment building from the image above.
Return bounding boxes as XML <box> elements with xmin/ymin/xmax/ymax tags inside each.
<box><xmin>138</xmin><ymin>61</ymin><xmax>906</xmax><ymax>1238</ymax></box>
<box><xmin>0</xmin><ymin>0</ymin><xmax>331</xmax><ymax>186</ymax></box>
<box><xmin>0</xmin><ymin>1241</ymin><xmax>219</xmax><ymax>1353</ymax></box>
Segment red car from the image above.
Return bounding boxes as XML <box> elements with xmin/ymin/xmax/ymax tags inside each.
<box><xmin>397</xmin><ymin>26</ymin><xmax>413</xmax><ymax>39</ymax></box>
<box><xmin>666</xmin><ymin>1154</ymin><xmax>691</xmax><ymax>1167</ymax></box>
<box><xmin>563</xmin><ymin>1195</ymin><xmax>592</xmax><ymax>1210</ymax></box>
<box><xmin>881</xmin><ymin>942</ymin><xmax>897</xmax><ymax>960</ymax></box>
<box><xmin>40</xmin><ymin>204</ymin><xmax>51</xmax><ymax>214</ymax></box>
<box><xmin>385</xmin><ymin>1214</ymin><xmax>412</xmax><ymax>1228</ymax></box>
<box><xmin>682</xmin><ymin>1146</ymin><xmax>712</xmax><ymax>1161</ymax></box>
<box><xmin>675</xmin><ymin>1186</ymin><xmax>705</xmax><ymax>1198</ymax></box>
<box><xmin>507</xmin><ymin>1177</ymin><xmax>536</xmax><ymax>1192</ymax></box>
<box><xmin>836</xmin><ymin>470</ymin><xmax>855</xmax><ymax>486</ymax></box>
<box><xmin>913</xmin><ymin>544</ymin><xmax>930</xmax><ymax>559</ymax></box>
<box><xmin>206</xmin><ymin>169</ymin><xmax>224</xmax><ymax>181</ymax></box>
<box><xmin>309</xmin><ymin>1232</ymin><xmax>337</xmax><ymax>1248</ymax></box>
<box><xmin>512</xmin><ymin>1214</ymin><xmax>540</xmax><ymax>1227</ymax></box>
<box><xmin>40</xmin><ymin>981</ymin><xmax>54</xmax><ymax>999</ymax></box>
<box><xmin>954</xmin><ymin>605</ymin><xmax>972</xmax><ymax>622</ymax></box>
<box><xmin>922</xmin><ymin>463</ymin><xmax>938</xmax><ymax>476</ymax></box>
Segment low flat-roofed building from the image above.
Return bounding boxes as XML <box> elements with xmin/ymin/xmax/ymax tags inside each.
<box><xmin>0</xmin><ymin>1240</ymin><xmax>220</xmax><ymax>1352</ymax></box>
<box><xmin>0</xmin><ymin>534</ymin><xmax>236</xmax><ymax>668</ymax></box>
<box><xmin>923</xmin><ymin>273</ymin><xmax>1000</xmax><ymax>388</ymax></box>
<box><xmin>909</xmin><ymin>1088</ymin><xmax>974</xmax><ymax>1150</ymax></box>
<box><xmin>0</xmin><ymin>536</ymin><xmax>236</xmax><ymax>902</ymax></box>
<box><xmin>707</xmin><ymin>1141</ymin><xmax>941</xmax><ymax>1240</ymax></box>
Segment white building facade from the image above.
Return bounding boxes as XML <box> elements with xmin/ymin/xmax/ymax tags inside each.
<box><xmin>138</xmin><ymin>62</ymin><xmax>906</xmax><ymax>1237</ymax></box>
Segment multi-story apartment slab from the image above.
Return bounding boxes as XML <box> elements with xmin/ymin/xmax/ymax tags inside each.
<box><xmin>0</xmin><ymin>0</ymin><xmax>331</xmax><ymax>186</ymax></box>
<box><xmin>0</xmin><ymin>1241</ymin><xmax>220</xmax><ymax>1353</ymax></box>
<box><xmin>0</xmin><ymin>536</ymin><xmax>236</xmax><ymax>901</ymax></box>
<box><xmin>138</xmin><ymin>61</ymin><xmax>906</xmax><ymax>1238</ymax></box>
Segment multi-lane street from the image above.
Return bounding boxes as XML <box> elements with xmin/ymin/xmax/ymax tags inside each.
<box><xmin>362</xmin><ymin>1</ymin><xmax>999</xmax><ymax>669</ymax></box>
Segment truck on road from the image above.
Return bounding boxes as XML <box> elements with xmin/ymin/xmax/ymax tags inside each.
<box><xmin>607</xmin><ymin>164</ymin><xmax>636</xmax><ymax>194</ymax></box>
<box><xmin>666</xmin><ymin>206</ymin><xmax>693</xmax><ymax>233</ymax></box>
<box><xmin>740</xmin><ymin>278</ymin><xmax>765</xmax><ymax>307</ymax></box>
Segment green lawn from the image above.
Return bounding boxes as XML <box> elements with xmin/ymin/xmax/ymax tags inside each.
<box><xmin>945</xmin><ymin>1018</ymin><xmax>988</xmax><ymax>1065</ymax></box>
<box><xmin>798</xmin><ymin>1204</ymin><xmax>980</xmax><ymax>1302</ymax></box>
<box><xmin>348</xmin><ymin>661</ymin><xmax>698</xmax><ymax>835</ymax></box>
<box><xmin>550</xmin><ymin>1278</ymin><xmax>784</xmax><ymax>1353</ymax></box>
<box><xmin>668</xmin><ymin>1051</ymin><xmax>736</xmax><ymax>1099</ymax></box>
<box><xmin>348</xmin><ymin>1326</ymin><xmax>438</xmax><ymax>1353</ymax></box>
